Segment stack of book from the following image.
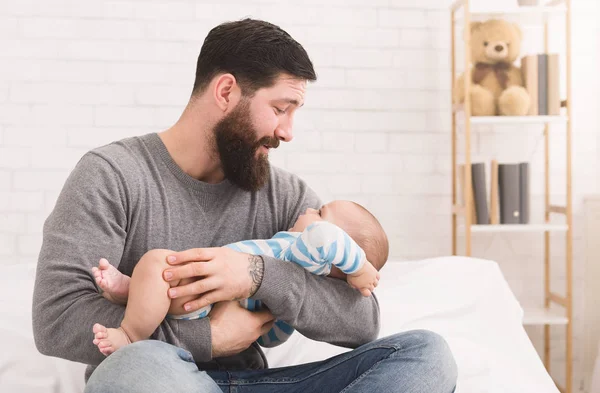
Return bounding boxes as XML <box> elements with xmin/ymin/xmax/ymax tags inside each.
<box><xmin>521</xmin><ymin>53</ymin><xmax>561</xmax><ymax>116</ymax></box>
<box><xmin>458</xmin><ymin>161</ymin><xmax>530</xmax><ymax>225</ymax></box>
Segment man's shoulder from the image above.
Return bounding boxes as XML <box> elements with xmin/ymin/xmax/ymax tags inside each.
<box><xmin>78</xmin><ymin>133</ymin><xmax>157</xmax><ymax>177</ymax></box>
<box><xmin>87</xmin><ymin>134</ymin><xmax>148</xmax><ymax>166</ymax></box>
<box><xmin>69</xmin><ymin>133</ymin><xmax>156</xmax><ymax>192</ymax></box>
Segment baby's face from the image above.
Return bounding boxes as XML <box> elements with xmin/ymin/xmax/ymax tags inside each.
<box><xmin>288</xmin><ymin>207</ymin><xmax>324</xmax><ymax>232</ymax></box>
<box><xmin>289</xmin><ymin>201</ymin><xmax>353</xmax><ymax>232</ymax></box>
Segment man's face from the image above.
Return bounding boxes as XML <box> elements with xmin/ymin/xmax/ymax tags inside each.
<box><xmin>213</xmin><ymin>75</ymin><xmax>306</xmax><ymax>191</ymax></box>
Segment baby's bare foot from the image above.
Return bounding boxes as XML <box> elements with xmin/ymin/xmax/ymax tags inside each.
<box><xmin>92</xmin><ymin>258</ymin><xmax>130</xmax><ymax>305</ymax></box>
<box><xmin>93</xmin><ymin>323</ymin><xmax>132</xmax><ymax>356</ymax></box>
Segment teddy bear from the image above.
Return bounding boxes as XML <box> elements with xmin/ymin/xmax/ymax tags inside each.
<box><xmin>454</xmin><ymin>19</ymin><xmax>531</xmax><ymax>116</ymax></box>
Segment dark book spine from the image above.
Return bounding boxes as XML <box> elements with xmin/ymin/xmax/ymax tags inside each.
<box><xmin>472</xmin><ymin>163</ymin><xmax>489</xmax><ymax>225</ymax></box>
<box><xmin>498</xmin><ymin>164</ymin><xmax>521</xmax><ymax>224</ymax></box>
<box><xmin>538</xmin><ymin>54</ymin><xmax>548</xmax><ymax>116</ymax></box>
<box><xmin>519</xmin><ymin>162</ymin><xmax>530</xmax><ymax>224</ymax></box>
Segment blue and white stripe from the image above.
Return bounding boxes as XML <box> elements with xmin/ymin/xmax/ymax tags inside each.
<box><xmin>283</xmin><ymin>221</ymin><xmax>365</xmax><ymax>275</ymax></box>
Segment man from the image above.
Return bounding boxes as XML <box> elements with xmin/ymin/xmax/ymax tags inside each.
<box><xmin>32</xmin><ymin>18</ymin><xmax>457</xmax><ymax>392</ymax></box>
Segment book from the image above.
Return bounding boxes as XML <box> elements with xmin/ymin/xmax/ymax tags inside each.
<box><xmin>490</xmin><ymin>160</ymin><xmax>499</xmax><ymax>224</ymax></box>
<box><xmin>472</xmin><ymin>163</ymin><xmax>489</xmax><ymax>224</ymax></box>
<box><xmin>498</xmin><ymin>163</ymin><xmax>521</xmax><ymax>224</ymax></box>
<box><xmin>519</xmin><ymin>162</ymin><xmax>530</xmax><ymax>224</ymax></box>
<box><xmin>521</xmin><ymin>53</ymin><xmax>561</xmax><ymax>116</ymax></box>
<box><xmin>538</xmin><ymin>54</ymin><xmax>547</xmax><ymax>116</ymax></box>
<box><xmin>547</xmin><ymin>54</ymin><xmax>561</xmax><ymax>115</ymax></box>
<box><xmin>521</xmin><ymin>55</ymin><xmax>538</xmax><ymax>116</ymax></box>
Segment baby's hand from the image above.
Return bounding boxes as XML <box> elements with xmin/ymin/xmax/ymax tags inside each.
<box><xmin>346</xmin><ymin>262</ymin><xmax>380</xmax><ymax>297</ymax></box>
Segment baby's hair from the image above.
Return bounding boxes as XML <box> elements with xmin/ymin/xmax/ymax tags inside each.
<box><xmin>347</xmin><ymin>202</ymin><xmax>389</xmax><ymax>271</ymax></box>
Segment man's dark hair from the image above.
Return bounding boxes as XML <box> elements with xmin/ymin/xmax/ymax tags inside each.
<box><xmin>192</xmin><ymin>18</ymin><xmax>317</xmax><ymax>96</ymax></box>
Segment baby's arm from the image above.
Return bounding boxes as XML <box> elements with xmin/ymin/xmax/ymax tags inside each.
<box><xmin>285</xmin><ymin>222</ymin><xmax>378</xmax><ymax>295</ymax></box>
<box><xmin>346</xmin><ymin>263</ymin><xmax>379</xmax><ymax>297</ymax></box>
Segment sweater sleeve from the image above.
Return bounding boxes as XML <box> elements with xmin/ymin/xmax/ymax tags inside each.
<box><xmin>253</xmin><ymin>183</ymin><xmax>380</xmax><ymax>348</ymax></box>
<box><xmin>32</xmin><ymin>152</ymin><xmax>212</xmax><ymax>366</ymax></box>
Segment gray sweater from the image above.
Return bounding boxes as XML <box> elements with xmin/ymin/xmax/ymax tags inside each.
<box><xmin>32</xmin><ymin>133</ymin><xmax>380</xmax><ymax>380</ymax></box>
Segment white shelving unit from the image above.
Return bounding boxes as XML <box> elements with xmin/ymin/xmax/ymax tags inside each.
<box><xmin>450</xmin><ymin>0</ymin><xmax>573</xmax><ymax>391</ymax></box>
<box><xmin>469</xmin><ymin>115</ymin><xmax>568</xmax><ymax>125</ymax></box>
<box><xmin>523</xmin><ymin>307</ymin><xmax>569</xmax><ymax>326</ymax></box>
<box><xmin>469</xmin><ymin>224</ymin><xmax>568</xmax><ymax>233</ymax></box>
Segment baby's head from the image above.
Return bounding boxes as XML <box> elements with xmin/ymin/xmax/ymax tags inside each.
<box><xmin>292</xmin><ymin>200</ymin><xmax>389</xmax><ymax>271</ymax></box>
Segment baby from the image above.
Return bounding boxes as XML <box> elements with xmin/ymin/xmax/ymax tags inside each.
<box><xmin>92</xmin><ymin>200</ymin><xmax>389</xmax><ymax>355</ymax></box>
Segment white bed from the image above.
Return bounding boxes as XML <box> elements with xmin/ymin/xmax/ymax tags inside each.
<box><xmin>0</xmin><ymin>256</ymin><xmax>559</xmax><ymax>393</ymax></box>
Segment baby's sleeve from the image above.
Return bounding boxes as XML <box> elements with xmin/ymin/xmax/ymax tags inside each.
<box><xmin>284</xmin><ymin>221</ymin><xmax>366</xmax><ymax>275</ymax></box>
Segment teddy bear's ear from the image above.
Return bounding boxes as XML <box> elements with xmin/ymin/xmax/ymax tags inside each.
<box><xmin>512</xmin><ymin>23</ymin><xmax>523</xmax><ymax>39</ymax></box>
<box><xmin>470</xmin><ymin>21</ymin><xmax>482</xmax><ymax>33</ymax></box>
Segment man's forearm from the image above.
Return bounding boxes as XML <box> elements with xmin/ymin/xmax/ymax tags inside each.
<box><xmin>247</xmin><ymin>254</ymin><xmax>264</xmax><ymax>297</ymax></box>
<box><xmin>252</xmin><ymin>255</ymin><xmax>380</xmax><ymax>347</ymax></box>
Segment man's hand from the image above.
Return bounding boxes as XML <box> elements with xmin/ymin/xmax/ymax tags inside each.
<box><xmin>162</xmin><ymin>247</ymin><xmax>264</xmax><ymax>313</ymax></box>
<box><xmin>209</xmin><ymin>301</ymin><xmax>274</xmax><ymax>358</ymax></box>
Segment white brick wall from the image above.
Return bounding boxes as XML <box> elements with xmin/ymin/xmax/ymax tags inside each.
<box><xmin>1</xmin><ymin>0</ymin><xmax>599</xmax><ymax>391</ymax></box>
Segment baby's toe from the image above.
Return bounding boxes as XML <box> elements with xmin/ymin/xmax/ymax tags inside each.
<box><xmin>100</xmin><ymin>344</ymin><xmax>114</xmax><ymax>356</ymax></box>
<box><xmin>95</xmin><ymin>331</ymin><xmax>107</xmax><ymax>340</ymax></box>
<box><xmin>98</xmin><ymin>278</ymin><xmax>109</xmax><ymax>290</ymax></box>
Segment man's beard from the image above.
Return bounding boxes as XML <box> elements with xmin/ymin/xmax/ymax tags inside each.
<box><xmin>212</xmin><ymin>99</ymin><xmax>280</xmax><ymax>192</ymax></box>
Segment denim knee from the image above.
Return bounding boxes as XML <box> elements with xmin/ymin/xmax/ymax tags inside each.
<box><xmin>404</xmin><ymin>330</ymin><xmax>458</xmax><ymax>391</ymax></box>
<box><xmin>85</xmin><ymin>340</ymin><xmax>217</xmax><ymax>393</ymax></box>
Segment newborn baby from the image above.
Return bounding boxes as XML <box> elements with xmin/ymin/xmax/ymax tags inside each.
<box><xmin>92</xmin><ymin>200</ymin><xmax>389</xmax><ymax>354</ymax></box>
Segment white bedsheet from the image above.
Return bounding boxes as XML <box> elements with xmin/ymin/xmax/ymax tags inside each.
<box><xmin>263</xmin><ymin>256</ymin><xmax>559</xmax><ymax>393</ymax></box>
<box><xmin>0</xmin><ymin>257</ymin><xmax>559</xmax><ymax>393</ymax></box>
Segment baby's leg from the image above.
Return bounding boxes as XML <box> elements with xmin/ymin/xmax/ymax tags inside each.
<box><xmin>93</xmin><ymin>249</ymin><xmax>199</xmax><ymax>356</ymax></box>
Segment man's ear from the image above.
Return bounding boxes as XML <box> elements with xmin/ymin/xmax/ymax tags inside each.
<box><xmin>213</xmin><ymin>73</ymin><xmax>240</xmax><ymax>112</ymax></box>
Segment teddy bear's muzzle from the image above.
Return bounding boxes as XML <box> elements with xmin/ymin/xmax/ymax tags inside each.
<box><xmin>486</xmin><ymin>42</ymin><xmax>508</xmax><ymax>61</ymax></box>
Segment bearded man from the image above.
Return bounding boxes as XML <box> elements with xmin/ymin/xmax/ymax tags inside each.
<box><xmin>32</xmin><ymin>18</ymin><xmax>457</xmax><ymax>393</ymax></box>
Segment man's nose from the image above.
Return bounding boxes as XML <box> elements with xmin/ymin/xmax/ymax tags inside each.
<box><xmin>275</xmin><ymin>126</ymin><xmax>293</xmax><ymax>142</ymax></box>
<box><xmin>274</xmin><ymin>117</ymin><xmax>294</xmax><ymax>142</ymax></box>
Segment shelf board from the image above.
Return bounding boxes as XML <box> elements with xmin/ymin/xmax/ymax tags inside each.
<box><xmin>522</xmin><ymin>307</ymin><xmax>568</xmax><ymax>326</ymax></box>
<box><xmin>452</xmin><ymin>106</ymin><xmax>568</xmax><ymax>126</ymax></box>
<box><xmin>467</xmin><ymin>224</ymin><xmax>568</xmax><ymax>233</ymax></box>
<box><xmin>469</xmin><ymin>115</ymin><xmax>568</xmax><ymax>125</ymax></box>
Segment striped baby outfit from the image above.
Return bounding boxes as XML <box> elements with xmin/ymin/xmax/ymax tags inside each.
<box><xmin>169</xmin><ymin>220</ymin><xmax>366</xmax><ymax>347</ymax></box>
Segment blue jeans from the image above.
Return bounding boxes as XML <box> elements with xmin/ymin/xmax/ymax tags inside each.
<box><xmin>85</xmin><ymin>330</ymin><xmax>457</xmax><ymax>393</ymax></box>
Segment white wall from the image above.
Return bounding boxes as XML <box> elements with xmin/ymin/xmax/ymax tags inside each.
<box><xmin>1</xmin><ymin>0</ymin><xmax>598</xmax><ymax>391</ymax></box>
